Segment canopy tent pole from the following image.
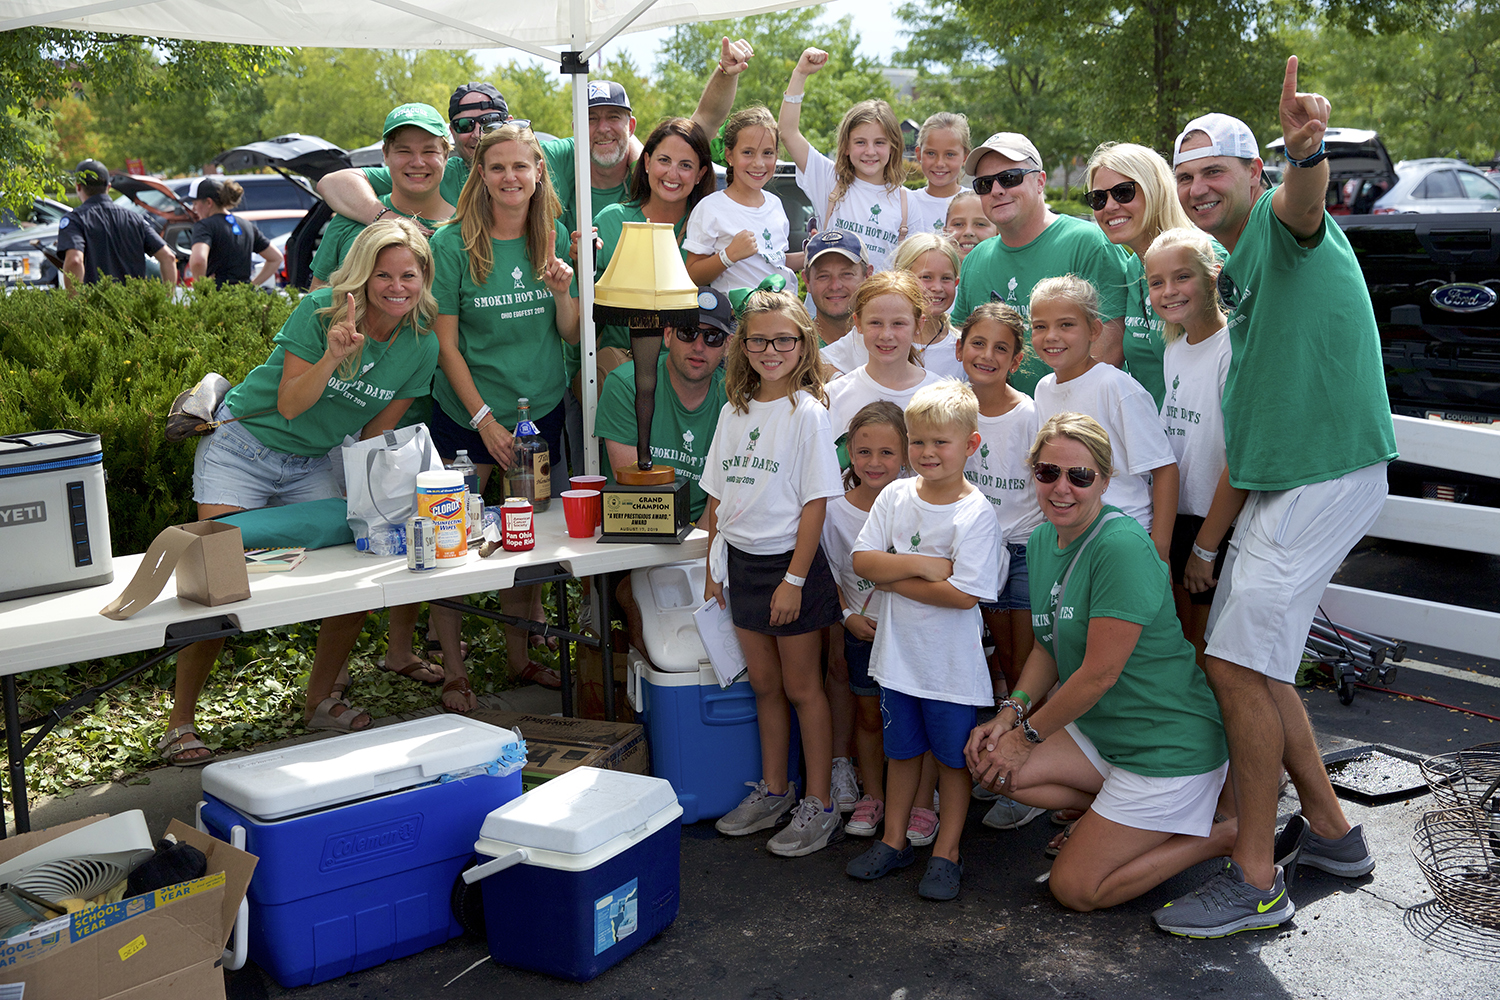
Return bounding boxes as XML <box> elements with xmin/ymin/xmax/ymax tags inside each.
<box><xmin>568</xmin><ymin>4</ymin><xmax>599</xmax><ymax>476</ymax></box>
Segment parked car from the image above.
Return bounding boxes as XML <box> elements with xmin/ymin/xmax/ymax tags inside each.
<box><xmin>1372</xmin><ymin>158</ymin><xmax>1500</xmax><ymax>215</ymax></box>
<box><xmin>1266</xmin><ymin>127</ymin><xmax>1397</xmax><ymax>215</ymax></box>
<box><xmin>711</xmin><ymin>161</ymin><xmax>816</xmax><ymax>248</ymax></box>
<box><xmin>0</xmin><ymin>197</ymin><xmax>71</xmax><ymax>236</ymax></box>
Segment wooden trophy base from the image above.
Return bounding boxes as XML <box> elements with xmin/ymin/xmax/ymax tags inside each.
<box><xmin>600</xmin><ymin>465</ymin><xmax>694</xmax><ymax>544</ymax></box>
<box><xmin>615</xmin><ymin>465</ymin><xmax>677</xmax><ymax>486</ymax></box>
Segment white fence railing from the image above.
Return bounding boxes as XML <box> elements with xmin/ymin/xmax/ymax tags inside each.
<box><xmin>1321</xmin><ymin>415</ymin><xmax>1500</xmax><ymax>659</ymax></box>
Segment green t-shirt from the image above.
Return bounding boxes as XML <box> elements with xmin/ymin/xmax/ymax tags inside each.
<box><xmin>1027</xmin><ymin>508</ymin><xmax>1227</xmax><ymax>777</ymax></box>
<box><xmin>310</xmin><ymin>195</ymin><xmax>449</xmax><ymax>283</ymax></box>
<box><xmin>593</xmin><ymin>356</ymin><xmax>727</xmax><ymax>520</ymax></box>
<box><xmin>542</xmin><ymin>137</ymin><xmax>631</xmax><ymax>238</ymax></box>
<box><xmin>1120</xmin><ymin>252</ymin><xmax>1168</xmax><ymax>412</ymax></box>
<box><xmin>430</xmin><ymin>219</ymin><xmax>573</xmax><ymax>431</ymax></box>
<box><xmin>1219</xmin><ymin>193</ymin><xmax>1398</xmax><ymax>490</ymax></box>
<box><xmin>951</xmin><ymin>215</ymin><xmax>1131</xmax><ymax>396</ymax></box>
<box><xmin>363</xmin><ymin>156</ymin><xmax>469</xmax><ymax>211</ymax></box>
<box><xmin>565</xmin><ymin>202</ymin><xmax>690</xmax><ymax>379</ymax></box>
<box><xmin>224</xmin><ymin>288</ymin><xmax>440</xmax><ymax>456</ymax></box>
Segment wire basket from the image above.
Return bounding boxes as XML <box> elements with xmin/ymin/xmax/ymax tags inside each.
<box><xmin>1412</xmin><ymin>806</ymin><xmax>1500</xmax><ymax>929</ymax></box>
<box><xmin>1420</xmin><ymin>743</ymin><xmax>1500</xmax><ymax>808</ymax></box>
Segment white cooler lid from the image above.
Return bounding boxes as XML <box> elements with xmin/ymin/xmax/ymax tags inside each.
<box><xmin>202</xmin><ymin>715</ymin><xmax>521</xmax><ymax>820</ymax></box>
<box><xmin>475</xmin><ymin>767</ymin><xmax>680</xmax><ymax>864</ymax></box>
<box><xmin>630</xmin><ymin>560</ymin><xmax>708</xmax><ymax>672</ymax></box>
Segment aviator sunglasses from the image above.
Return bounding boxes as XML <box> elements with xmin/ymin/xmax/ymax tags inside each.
<box><xmin>480</xmin><ymin>118</ymin><xmax>533</xmax><ymax>135</ymax></box>
<box><xmin>676</xmin><ymin>326</ymin><xmax>730</xmax><ymax>348</ymax></box>
<box><xmin>1084</xmin><ymin>180</ymin><xmax>1138</xmax><ymax>212</ymax></box>
<box><xmin>971</xmin><ymin>167</ymin><xmax>1040</xmax><ymax>195</ymax></box>
<box><xmin>1033</xmin><ymin>462</ymin><xmax>1099</xmax><ymax>489</ymax></box>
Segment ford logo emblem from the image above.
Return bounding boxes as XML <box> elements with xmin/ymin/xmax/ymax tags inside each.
<box><xmin>1430</xmin><ymin>282</ymin><xmax>1497</xmax><ymax>314</ymax></box>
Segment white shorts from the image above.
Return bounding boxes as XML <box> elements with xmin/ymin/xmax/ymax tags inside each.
<box><xmin>1205</xmin><ymin>461</ymin><xmax>1389</xmax><ymax>684</ymax></box>
<box><xmin>1066</xmin><ymin>723</ymin><xmax>1228</xmax><ymax>837</ymax></box>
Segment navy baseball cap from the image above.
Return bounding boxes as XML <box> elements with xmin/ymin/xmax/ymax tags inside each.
<box><xmin>449</xmin><ymin>82</ymin><xmax>508</xmax><ymax>120</ymax></box>
<box><xmin>804</xmin><ymin>229</ymin><xmax>868</xmax><ymax>267</ymax></box>
<box><xmin>74</xmin><ymin>159</ymin><xmax>109</xmax><ymax>186</ymax></box>
<box><xmin>586</xmin><ymin>80</ymin><xmax>631</xmax><ymax>111</ymax></box>
<box><xmin>697</xmin><ymin>288</ymin><xmax>735</xmax><ymax>336</ymax></box>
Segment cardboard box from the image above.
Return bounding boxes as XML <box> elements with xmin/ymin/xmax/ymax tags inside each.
<box><xmin>100</xmin><ymin>521</ymin><xmax>251</xmax><ymax>620</ymax></box>
<box><xmin>469</xmin><ymin>710</ymin><xmax>648</xmax><ymax>790</ymax></box>
<box><xmin>0</xmin><ymin>816</ymin><xmax>257</xmax><ymax>1000</ymax></box>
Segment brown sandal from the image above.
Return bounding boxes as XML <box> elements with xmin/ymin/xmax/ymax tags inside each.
<box><xmin>442</xmin><ymin>676</ymin><xmax>476</xmax><ymax>714</ymax></box>
<box><xmin>512</xmin><ymin>660</ymin><xmax>562</xmax><ymax>689</ymax></box>
<box><xmin>305</xmin><ymin>696</ymin><xmax>371</xmax><ymax>733</ymax></box>
<box><xmin>380</xmin><ymin>657</ymin><xmax>443</xmax><ymax>685</ymax></box>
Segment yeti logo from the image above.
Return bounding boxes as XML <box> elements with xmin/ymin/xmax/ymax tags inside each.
<box><xmin>512</xmin><ymin>265</ymin><xmax>525</xmax><ymax>289</ymax></box>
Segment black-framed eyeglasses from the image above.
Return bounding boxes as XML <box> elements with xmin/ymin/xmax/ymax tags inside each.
<box><xmin>676</xmin><ymin>326</ymin><xmax>730</xmax><ymax>348</ymax></box>
<box><xmin>480</xmin><ymin>118</ymin><xmax>532</xmax><ymax>135</ymax></box>
<box><xmin>1033</xmin><ymin>463</ymin><xmax>1099</xmax><ymax>488</ymax></box>
<box><xmin>744</xmin><ymin>334</ymin><xmax>801</xmax><ymax>353</ymax></box>
<box><xmin>972</xmin><ymin>167</ymin><xmax>1039</xmax><ymax>195</ymax></box>
<box><xmin>1084</xmin><ymin>180</ymin><xmax>1138</xmax><ymax>212</ymax></box>
<box><xmin>451</xmin><ymin>112</ymin><xmax>506</xmax><ymax>134</ymax></box>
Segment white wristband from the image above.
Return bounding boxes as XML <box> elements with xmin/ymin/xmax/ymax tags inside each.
<box><xmin>783</xmin><ymin>571</ymin><xmax>806</xmax><ymax>587</ymax></box>
<box><xmin>841</xmin><ymin>607</ymin><xmax>856</xmax><ymax>623</ymax></box>
<box><xmin>1191</xmin><ymin>542</ymin><xmax>1217</xmax><ymax>563</ymax></box>
<box><xmin>718</xmin><ymin>248</ymin><xmax>734</xmax><ymax>269</ymax></box>
<box><xmin>469</xmin><ymin>403</ymin><xmax>491</xmax><ymax>430</ymax></box>
<box><xmin>781</xmin><ymin>92</ymin><xmax>804</xmax><ymax>104</ymax></box>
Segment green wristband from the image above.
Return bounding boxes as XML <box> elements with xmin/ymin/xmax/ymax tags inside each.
<box><xmin>1011</xmin><ymin>690</ymin><xmax>1031</xmax><ymax>706</ymax></box>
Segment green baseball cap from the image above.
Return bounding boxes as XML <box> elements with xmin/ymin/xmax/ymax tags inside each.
<box><xmin>383</xmin><ymin>103</ymin><xmax>448</xmax><ymax>140</ymax></box>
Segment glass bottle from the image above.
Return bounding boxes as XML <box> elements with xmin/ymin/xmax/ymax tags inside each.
<box><xmin>504</xmin><ymin>397</ymin><xmax>551</xmax><ymax>511</ymax></box>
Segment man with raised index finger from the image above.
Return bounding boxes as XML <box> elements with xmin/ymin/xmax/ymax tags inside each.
<box><xmin>1152</xmin><ymin>56</ymin><xmax>1398</xmax><ymax>939</ymax></box>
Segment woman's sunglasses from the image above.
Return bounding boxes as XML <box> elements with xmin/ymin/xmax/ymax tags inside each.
<box><xmin>675</xmin><ymin>326</ymin><xmax>730</xmax><ymax>348</ymax></box>
<box><xmin>971</xmin><ymin>167</ymin><xmax>1039</xmax><ymax>195</ymax></box>
<box><xmin>1033</xmin><ymin>463</ymin><xmax>1099</xmax><ymax>488</ymax></box>
<box><xmin>1084</xmin><ymin>180</ymin><xmax>1138</xmax><ymax>212</ymax></box>
<box><xmin>480</xmin><ymin>118</ymin><xmax>533</xmax><ymax>135</ymax></box>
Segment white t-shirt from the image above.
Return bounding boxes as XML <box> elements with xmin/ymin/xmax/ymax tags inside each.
<box><xmin>909</xmin><ymin>187</ymin><xmax>962</xmax><ymax>236</ymax></box>
<box><xmin>701</xmin><ymin>390</ymin><xmax>844</xmax><ymax>556</ymax></box>
<box><xmin>821</xmin><ymin>494</ymin><xmax>882</xmax><ymax>621</ymax></box>
<box><xmin>1161</xmin><ymin>327</ymin><xmax>1231</xmax><ymax>517</ymax></box>
<box><xmin>1033</xmin><ymin>362</ymin><xmax>1177</xmax><ymax>530</ymax></box>
<box><xmin>820</xmin><ymin>328</ymin><xmax>862</xmax><ymax>378</ymax></box>
<box><xmin>826</xmin><ymin>364</ymin><xmax>945</xmax><ymax>443</ymax></box>
<box><xmin>853</xmin><ymin>480</ymin><xmax>1001</xmax><ymax>705</ymax></box>
<box><xmin>797</xmin><ymin>148</ymin><xmax>910</xmax><ymax>271</ymax></box>
<box><xmin>821</xmin><ymin>326</ymin><xmax>964</xmax><ymax>382</ymax></box>
<box><xmin>966</xmin><ymin>398</ymin><xmax>1045</xmax><ymax>545</ymax></box>
<box><xmin>916</xmin><ymin>329</ymin><xmax>966</xmax><ymax>382</ymax></box>
<box><xmin>682</xmin><ymin>189</ymin><xmax>797</xmax><ymax>294</ymax></box>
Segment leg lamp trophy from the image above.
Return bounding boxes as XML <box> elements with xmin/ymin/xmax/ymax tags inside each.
<box><xmin>592</xmin><ymin>221</ymin><xmax>698</xmax><ymax>542</ymax></box>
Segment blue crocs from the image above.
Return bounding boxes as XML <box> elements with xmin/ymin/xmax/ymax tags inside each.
<box><xmin>846</xmin><ymin>840</ymin><xmax>915</xmax><ymax>880</ymax></box>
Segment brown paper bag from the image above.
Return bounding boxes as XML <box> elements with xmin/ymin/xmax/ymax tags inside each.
<box><xmin>100</xmin><ymin>521</ymin><xmax>251</xmax><ymax>620</ymax></box>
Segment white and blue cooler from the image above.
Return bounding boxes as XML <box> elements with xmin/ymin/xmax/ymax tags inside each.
<box><xmin>467</xmin><ymin>766</ymin><xmax>682</xmax><ymax>981</ymax></box>
<box><xmin>0</xmin><ymin>430</ymin><xmax>112</xmax><ymax>601</ymax></box>
<box><xmin>198</xmin><ymin>715</ymin><xmax>525</xmax><ymax>987</ymax></box>
<box><xmin>627</xmin><ymin>560</ymin><xmax>762</xmax><ymax>823</ymax></box>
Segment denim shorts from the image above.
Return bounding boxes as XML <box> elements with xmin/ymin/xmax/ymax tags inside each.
<box><xmin>879</xmin><ymin>687</ymin><xmax>978</xmax><ymax>769</ymax></box>
<box><xmin>844</xmin><ymin>631</ymin><xmax>878</xmax><ymax>697</ymax></box>
<box><xmin>192</xmin><ymin>402</ymin><xmax>342</xmax><ymax>510</ymax></box>
<box><xmin>979</xmin><ymin>542</ymin><xmax>1029</xmax><ymax>612</ymax></box>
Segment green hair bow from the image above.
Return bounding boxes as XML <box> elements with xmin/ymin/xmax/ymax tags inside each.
<box><xmin>727</xmin><ymin>274</ymin><xmax>787</xmax><ymax>317</ymax></box>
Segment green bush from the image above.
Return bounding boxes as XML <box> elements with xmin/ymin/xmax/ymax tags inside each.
<box><xmin>0</xmin><ymin>279</ymin><xmax>299</xmax><ymax>553</ymax></box>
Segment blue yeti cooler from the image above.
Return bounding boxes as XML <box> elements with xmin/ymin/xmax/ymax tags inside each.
<box><xmin>198</xmin><ymin>715</ymin><xmax>525</xmax><ymax>987</ymax></box>
<box><xmin>470</xmin><ymin>767</ymin><xmax>682</xmax><ymax>981</ymax></box>
<box><xmin>628</xmin><ymin>560</ymin><xmax>762</xmax><ymax>823</ymax></box>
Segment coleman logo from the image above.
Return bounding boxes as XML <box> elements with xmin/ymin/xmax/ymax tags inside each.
<box><xmin>321</xmin><ymin>815</ymin><xmax>423</xmax><ymax>869</ymax></box>
<box><xmin>0</xmin><ymin>502</ymin><xmax>45</xmax><ymax>527</ymax></box>
<box><xmin>1430</xmin><ymin>282</ymin><xmax>1497</xmax><ymax>314</ymax></box>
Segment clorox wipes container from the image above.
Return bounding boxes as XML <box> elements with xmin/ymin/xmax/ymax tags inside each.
<box><xmin>415</xmin><ymin>469</ymin><xmax>467</xmax><ymax>564</ymax></box>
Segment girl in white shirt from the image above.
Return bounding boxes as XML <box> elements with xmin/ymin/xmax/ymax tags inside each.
<box><xmin>826</xmin><ymin>271</ymin><xmax>946</xmax><ymax>453</ymax></box>
<box><xmin>780</xmin><ymin>47</ymin><xmax>911</xmax><ymax>271</ymax></box>
<box><xmin>944</xmin><ymin>191</ymin><xmax>997</xmax><ymax>263</ymax></box>
<box><xmin>910</xmin><ymin>112</ymin><xmax>972</xmax><ymax>236</ymax></box>
<box><xmin>895</xmin><ymin>233</ymin><xmax>966</xmax><ymax>381</ymax></box>
<box><xmin>1146</xmin><ymin>227</ymin><xmax>1245</xmax><ymax>663</ymax></box>
<box><xmin>685</xmin><ymin>105</ymin><xmax>801</xmax><ymax>293</ymax></box>
<box><xmin>703</xmin><ymin>284</ymin><xmax>847</xmax><ymax>858</ymax></box>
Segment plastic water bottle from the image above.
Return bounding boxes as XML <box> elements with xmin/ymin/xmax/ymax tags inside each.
<box><xmin>451</xmin><ymin>449</ymin><xmax>480</xmax><ymax>497</ymax></box>
<box><xmin>362</xmin><ymin>523</ymin><xmax>407</xmax><ymax>556</ymax></box>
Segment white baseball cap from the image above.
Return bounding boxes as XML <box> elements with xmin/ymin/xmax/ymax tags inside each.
<box><xmin>964</xmin><ymin>132</ymin><xmax>1043</xmax><ymax>177</ymax></box>
<box><xmin>1173</xmin><ymin>113</ymin><xmax>1260</xmax><ymax>167</ymax></box>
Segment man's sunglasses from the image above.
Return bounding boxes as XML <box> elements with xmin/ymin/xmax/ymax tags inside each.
<box><xmin>972</xmin><ymin>167</ymin><xmax>1039</xmax><ymax>195</ymax></box>
<box><xmin>676</xmin><ymin>326</ymin><xmax>730</xmax><ymax>348</ymax></box>
<box><xmin>451</xmin><ymin>112</ymin><xmax>506</xmax><ymax>134</ymax></box>
<box><xmin>1084</xmin><ymin>180</ymin><xmax>1138</xmax><ymax>212</ymax></box>
<box><xmin>1033</xmin><ymin>463</ymin><xmax>1099</xmax><ymax>488</ymax></box>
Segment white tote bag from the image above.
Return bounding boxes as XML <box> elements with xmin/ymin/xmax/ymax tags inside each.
<box><xmin>341</xmin><ymin>423</ymin><xmax>443</xmax><ymax>544</ymax></box>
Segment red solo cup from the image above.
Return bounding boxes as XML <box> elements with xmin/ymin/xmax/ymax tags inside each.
<box><xmin>570</xmin><ymin>475</ymin><xmax>607</xmax><ymax>524</ymax></box>
<box><xmin>561</xmin><ymin>489</ymin><xmax>600</xmax><ymax>538</ymax></box>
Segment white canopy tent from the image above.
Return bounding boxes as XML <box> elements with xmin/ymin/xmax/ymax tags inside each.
<box><xmin>1</xmin><ymin>0</ymin><xmax>822</xmax><ymax>473</ymax></box>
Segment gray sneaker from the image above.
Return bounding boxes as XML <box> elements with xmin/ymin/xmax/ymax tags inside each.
<box><xmin>831</xmin><ymin>757</ymin><xmax>860</xmax><ymax>814</ymax></box>
<box><xmin>1300</xmin><ymin>821</ymin><xmax>1376</xmax><ymax>877</ymax></box>
<box><xmin>766</xmin><ymin>795</ymin><xmax>845</xmax><ymax>857</ymax></box>
<box><xmin>981</xmin><ymin>796</ymin><xmax>1048</xmax><ymax>830</ymax></box>
<box><xmin>1153</xmin><ymin>860</ymin><xmax>1295</xmax><ymax>938</ymax></box>
<box><xmin>715</xmin><ymin>780</ymin><xmax>796</xmax><ymax>836</ymax></box>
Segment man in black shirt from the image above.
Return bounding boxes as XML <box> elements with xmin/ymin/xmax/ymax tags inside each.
<box><xmin>57</xmin><ymin>159</ymin><xmax>178</xmax><ymax>289</ymax></box>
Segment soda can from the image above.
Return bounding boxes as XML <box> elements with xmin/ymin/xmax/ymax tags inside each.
<box><xmin>407</xmin><ymin>515</ymin><xmax>437</xmax><ymax>571</ymax></box>
<box><xmin>502</xmin><ymin>497</ymin><xmax>535</xmax><ymax>552</ymax></box>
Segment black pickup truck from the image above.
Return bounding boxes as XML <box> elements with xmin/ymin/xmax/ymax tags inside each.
<box><xmin>1341</xmin><ymin>212</ymin><xmax>1500</xmax><ymax>505</ymax></box>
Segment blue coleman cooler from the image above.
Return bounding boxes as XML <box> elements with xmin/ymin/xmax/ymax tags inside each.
<box><xmin>198</xmin><ymin>715</ymin><xmax>525</xmax><ymax>987</ymax></box>
<box><xmin>627</xmin><ymin>560</ymin><xmax>762</xmax><ymax>823</ymax></box>
<box><xmin>468</xmin><ymin>767</ymin><xmax>682</xmax><ymax>981</ymax></box>
<box><xmin>0</xmin><ymin>430</ymin><xmax>112</xmax><ymax>601</ymax></box>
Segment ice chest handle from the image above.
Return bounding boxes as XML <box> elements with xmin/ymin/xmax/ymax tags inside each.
<box><xmin>463</xmin><ymin>848</ymin><xmax>530</xmax><ymax>883</ymax></box>
<box><xmin>701</xmin><ymin>668</ymin><xmax>756</xmax><ymax>726</ymax></box>
<box><xmin>196</xmin><ymin>800</ymin><xmax>250</xmax><ymax>972</ymax></box>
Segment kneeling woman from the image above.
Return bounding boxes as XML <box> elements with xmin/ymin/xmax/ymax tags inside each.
<box><xmin>162</xmin><ymin>219</ymin><xmax>441</xmax><ymax>759</ymax></box>
<box><xmin>965</xmin><ymin>412</ymin><xmax>1232</xmax><ymax>911</ymax></box>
